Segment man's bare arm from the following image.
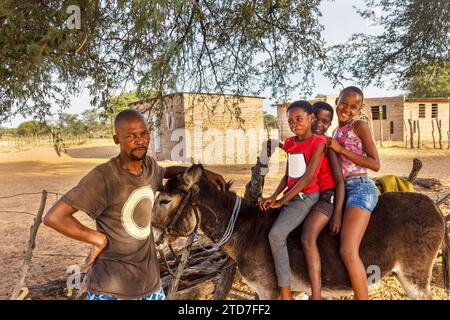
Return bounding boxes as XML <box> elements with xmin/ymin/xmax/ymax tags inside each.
<box><xmin>43</xmin><ymin>200</ymin><xmax>108</xmax><ymax>268</ymax></box>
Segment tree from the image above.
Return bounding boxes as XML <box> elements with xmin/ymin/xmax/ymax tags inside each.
<box><xmin>16</xmin><ymin>120</ymin><xmax>50</xmax><ymax>136</ymax></box>
<box><xmin>58</xmin><ymin>113</ymin><xmax>86</xmax><ymax>135</ymax></box>
<box><xmin>2</xmin><ymin>1</ymin><xmax>448</xmax><ymax>125</ymax></box>
<box><xmin>405</xmin><ymin>60</ymin><xmax>450</xmax><ymax>98</ymax></box>
<box><xmin>0</xmin><ymin>126</ymin><xmax>16</xmax><ymax>138</ymax></box>
<box><xmin>263</xmin><ymin>112</ymin><xmax>278</xmax><ymax>138</ymax></box>
<box><xmin>326</xmin><ymin>0</ymin><xmax>450</xmax><ymax>90</ymax></box>
<box><xmin>0</xmin><ymin>0</ymin><xmax>326</xmax><ymax>123</ymax></box>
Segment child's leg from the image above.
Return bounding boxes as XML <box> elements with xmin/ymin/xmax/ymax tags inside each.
<box><xmin>301</xmin><ymin>210</ymin><xmax>329</xmax><ymax>300</ymax></box>
<box><xmin>339</xmin><ymin>207</ymin><xmax>370</xmax><ymax>300</ymax></box>
<box><xmin>268</xmin><ymin>193</ymin><xmax>319</xmax><ymax>299</ymax></box>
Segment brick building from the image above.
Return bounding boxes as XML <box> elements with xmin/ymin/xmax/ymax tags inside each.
<box><xmin>277</xmin><ymin>96</ymin><xmax>450</xmax><ymax>146</ymax></box>
<box><xmin>132</xmin><ymin>92</ymin><xmax>266</xmax><ymax>164</ymax></box>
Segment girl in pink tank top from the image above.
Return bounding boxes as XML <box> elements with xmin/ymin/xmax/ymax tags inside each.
<box><xmin>333</xmin><ymin>118</ymin><xmax>367</xmax><ymax>178</ymax></box>
<box><xmin>326</xmin><ymin>86</ymin><xmax>381</xmax><ymax>300</ymax></box>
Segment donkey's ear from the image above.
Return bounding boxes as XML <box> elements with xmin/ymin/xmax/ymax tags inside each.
<box><xmin>181</xmin><ymin>164</ymin><xmax>204</xmax><ymax>190</ymax></box>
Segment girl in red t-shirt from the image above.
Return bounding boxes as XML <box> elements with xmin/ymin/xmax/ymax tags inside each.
<box><xmin>258</xmin><ymin>100</ymin><xmax>326</xmax><ymax>300</ymax></box>
<box><xmin>301</xmin><ymin>101</ymin><xmax>345</xmax><ymax>300</ymax></box>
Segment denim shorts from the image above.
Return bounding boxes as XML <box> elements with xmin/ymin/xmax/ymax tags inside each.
<box><xmin>344</xmin><ymin>176</ymin><xmax>378</xmax><ymax>214</ymax></box>
<box><xmin>87</xmin><ymin>287</ymin><xmax>166</xmax><ymax>300</ymax></box>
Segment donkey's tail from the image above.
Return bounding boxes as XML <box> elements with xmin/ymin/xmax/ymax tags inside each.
<box><xmin>442</xmin><ymin>214</ymin><xmax>450</xmax><ymax>292</ymax></box>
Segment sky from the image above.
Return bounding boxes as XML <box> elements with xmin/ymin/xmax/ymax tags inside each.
<box><xmin>5</xmin><ymin>0</ymin><xmax>404</xmax><ymax>127</ymax></box>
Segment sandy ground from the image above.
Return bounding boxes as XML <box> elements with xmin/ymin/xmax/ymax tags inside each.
<box><xmin>0</xmin><ymin>142</ymin><xmax>449</xmax><ymax>300</ymax></box>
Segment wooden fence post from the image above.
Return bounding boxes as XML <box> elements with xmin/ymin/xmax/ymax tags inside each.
<box><xmin>416</xmin><ymin>120</ymin><xmax>421</xmax><ymax>149</ymax></box>
<box><xmin>10</xmin><ymin>190</ymin><xmax>48</xmax><ymax>300</ymax></box>
<box><xmin>408</xmin><ymin>119</ymin><xmax>414</xmax><ymax>149</ymax></box>
<box><xmin>167</xmin><ymin>233</ymin><xmax>195</xmax><ymax>300</ymax></box>
<box><xmin>447</xmin><ymin>131</ymin><xmax>450</xmax><ymax>149</ymax></box>
<box><xmin>432</xmin><ymin>119</ymin><xmax>436</xmax><ymax>149</ymax></box>
<box><xmin>437</xmin><ymin>119</ymin><xmax>443</xmax><ymax>149</ymax></box>
<box><xmin>379</xmin><ymin>118</ymin><xmax>384</xmax><ymax>147</ymax></box>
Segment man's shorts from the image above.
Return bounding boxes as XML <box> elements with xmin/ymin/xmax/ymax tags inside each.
<box><xmin>87</xmin><ymin>287</ymin><xmax>166</xmax><ymax>300</ymax></box>
<box><xmin>310</xmin><ymin>188</ymin><xmax>335</xmax><ymax>219</ymax></box>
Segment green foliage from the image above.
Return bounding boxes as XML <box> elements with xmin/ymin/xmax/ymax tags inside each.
<box><xmin>0</xmin><ymin>0</ymin><xmax>325</xmax><ymax>123</ymax></box>
<box><xmin>1</xmin><ymin>0</ymin><xmax>448</xmax><ymax>126</ymax></box>
<box><xmin>263</xmin><ymin>112</ymin><xmax>278</xmax><ymax>137</ymax></box>
<box><xmin>105</xmin><ymin>91</ymin><xmax>145</xmax><ymax>119</ymax></box>
<box><xmin>405</xmin><ymin>60</ymin><xmax>450</xmax><ymax>98</ymax></box>
<box><xmin>16</xmin><ymin>120</ymin><xmax>50</xmax><ymax>136</ymax></box>
<box><xmin>263</xmin><ymin>112</ymin><xmax>278</xmax><ymax>130</ymax></box>
<box><xmin>326</xmin><ymin>0</ymin><xmax>450</xmax><ymax>90</ymax></box>
<box><xmin>0</xmin><ymin>126</ymin><xmax>16</xmax><ymax>138</ymax></box>
<box><xmin>58</xmin><ymin>113</ymin><xmax>86</xmax><ymax>135</ymax></box>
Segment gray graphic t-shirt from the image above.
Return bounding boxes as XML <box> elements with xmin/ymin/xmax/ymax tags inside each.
<box><xmin>62</xmin><ymin>156</ymin><xmax>166</xmax><ymax>299</ymax></box>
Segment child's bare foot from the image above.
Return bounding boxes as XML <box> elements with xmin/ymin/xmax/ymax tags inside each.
<box><xmin>280</xmin><ymin>286</ymin><xmax>294</xmax><ymax>300</ymax></box>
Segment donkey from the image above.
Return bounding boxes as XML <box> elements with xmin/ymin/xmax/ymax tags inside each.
<box><xmin>152</xmin><ymin>164</ymin><xmax>450</xmax><ymax>299</ymax></box>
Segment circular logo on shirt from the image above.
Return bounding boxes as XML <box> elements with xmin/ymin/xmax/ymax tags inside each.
<box><xmin>121</xmin><ymin>186</ymin><xmax>155</xmax><ymax>240</ymax></box>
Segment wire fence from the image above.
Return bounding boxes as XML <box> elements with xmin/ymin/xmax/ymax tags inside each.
<box><xmin>0</xmin><ymin>136</ymin><xmax>111</xmax><ymax>148</ymax></box>
<box><xmin>0</xmin><ymin>191</ymin><xmax>63</xmax><ymax>217</ymax></box>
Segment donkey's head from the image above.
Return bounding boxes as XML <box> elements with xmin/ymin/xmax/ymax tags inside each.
<box><xmin>152</xmin><ymin>164</ymin><xmax>204</xmax><ymax>249</ymax></box>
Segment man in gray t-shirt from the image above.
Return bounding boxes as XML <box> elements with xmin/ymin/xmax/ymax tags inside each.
<box><xmin>43</xmin><ymin>109</ymin><xmax>225</xmax><ymax>300</ymax></box>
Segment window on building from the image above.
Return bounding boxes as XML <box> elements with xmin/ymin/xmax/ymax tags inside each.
<box><xmin>153</xmin><ymin>114</ymin><xmax>161</xmax><ymax>153</ymax></box>
<box><xmin>371</xmin><ymin>106</ymin><xmax>379</xmax><ymax>120</ymax></box>
<box><xmin>390</xmin><ymin>121</ymin><xmax>394</xmax><ymax>134</ymax></box>
<box><xmin>419</xmin><ymin>104</ymin><xmax>425</xmax><ymax>118</ymax></box>
<box><xmin>155</xmin><ymin>127</ymin><xmax>161</xmax><ymax>152</ymax></box>
<box><xmin>371</xmin><ymin>105</ymin><xmax>387</xmax><ymax>120</ymax></box>
<box><xmin>166</xmin><ymin>112</ymin><xmax>174</xmax><ymax>130</ymax></box>
<box><xmin>432</xmin><ymin>104</ymin><xmax>438</xmax><ymax>118</ymax></box>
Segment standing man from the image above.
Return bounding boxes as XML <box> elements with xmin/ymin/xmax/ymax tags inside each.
<box><xmin>43</xmin><ymin>109</ymin><xmax>225</xmax><ymax>300</ymax></box>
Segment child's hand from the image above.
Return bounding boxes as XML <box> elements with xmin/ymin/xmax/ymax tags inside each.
<box><xmin>326</xmin><ymin>137</ymin><xmax>343</xmax><ymax>154</ymax></box>
<box><xmin>269</xmin><ymin>200</ymin><xmax>284</xmax><ymax>209</ymax></box>
<box><xmin>257</xmin><ymin>196</ymin><xmax>276</xmax><ymax>211</ymax></box>
<box><xmin>330</xmin><ymin>210</ymin><xmax>342</xmax><ymax>236</ymax></box>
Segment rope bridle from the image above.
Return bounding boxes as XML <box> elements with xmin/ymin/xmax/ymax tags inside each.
<box><xmin>155</xmin><ymin>183</ymin><xmax>242</xmax><ymax>277</ymax></box>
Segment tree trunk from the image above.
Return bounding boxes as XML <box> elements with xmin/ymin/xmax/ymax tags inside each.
<box><xmin>408</xmin><ymin>119</ymin><xmax>414</xmax><ymax>149</ymax></box>
<box><xmin>414</xmin><ymin>177</ymin><xmax>442</xmax><ymax>191</ymax></box>
<box><xmin>407</xmin><ymin>158</ymin><xmax>422</xmax><ymax>183</ymax></box>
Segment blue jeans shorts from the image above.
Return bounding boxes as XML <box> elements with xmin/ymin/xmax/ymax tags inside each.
<box><xmin>87</xmin><ymin>287</ymin><xmax>166</xmax><ymax>300</ymax></box>
<box><xmin>344</xmin><ymin>176</ymin><xmax>378</xmax><ymax>214</ymax></box>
